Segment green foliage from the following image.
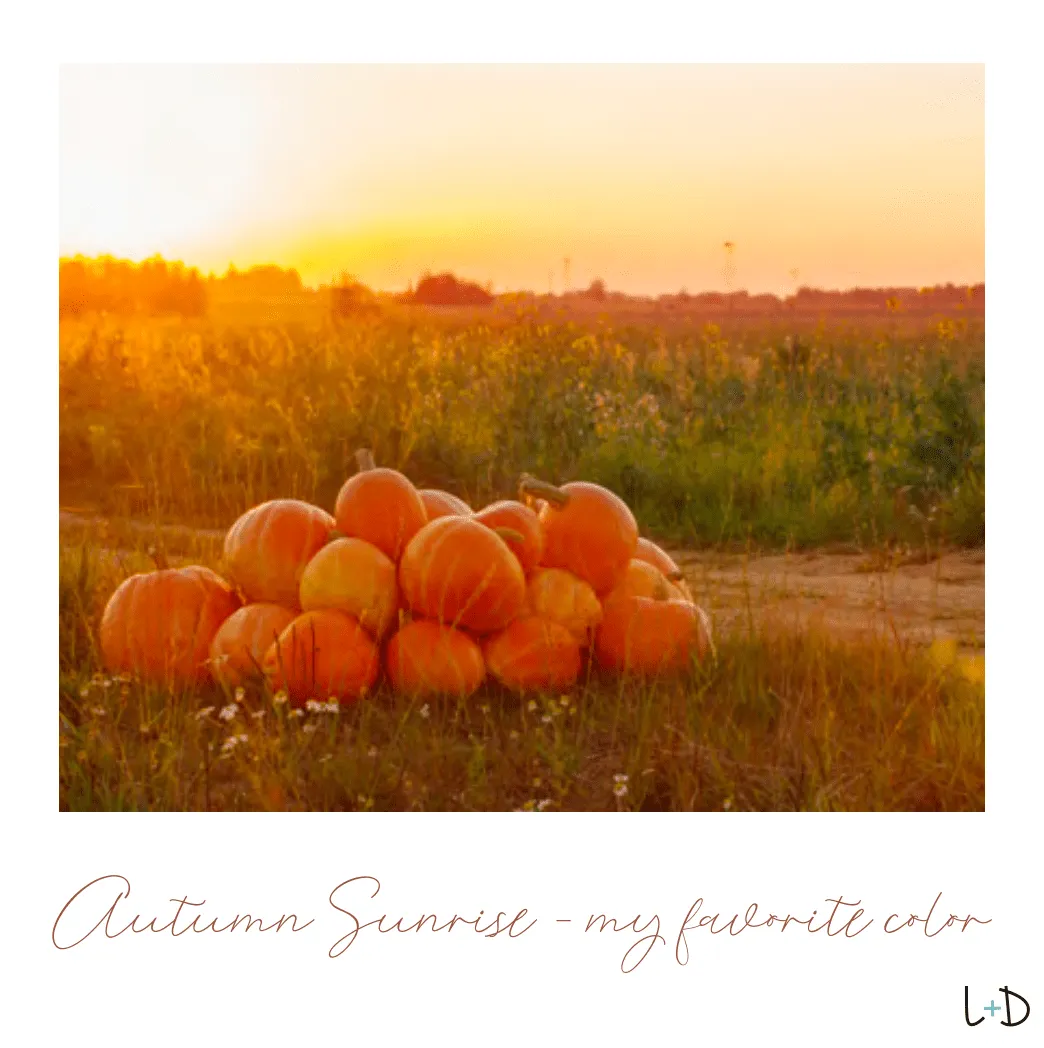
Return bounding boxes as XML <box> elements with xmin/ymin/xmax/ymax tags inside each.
<box><xmin>59</xmin><ymin>313</ymin><xmax>984</xmax><ymax>550</ymax></box>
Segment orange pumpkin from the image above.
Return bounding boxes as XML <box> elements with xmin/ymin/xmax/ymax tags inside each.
<box><xmin>483</xmin><ymin>615</ymin><xmax>582</xmax><ymax>692</ymax></box>
<box><xmin>335</xmin><ymin>448</ymin><xmax>427</xmax><ymax>561</ymax></box>
<box><xmin>613</xmin><ymin>559</ymin><xmax>677</xmax><ymax>601</ymax></box>
<box><xmin>634</xmin><ymin>537</ymin><xmax>683</xmax><ymax>581</ymax></box>
<box><xmin>524</xmin><ymin>567</ymin><xmax>603</xmax><ymax>646</ymax></box>
<box><xmin>224</xmin><ymin>499</ymin><xmax>335</xmax><ymax>607</ymax></box>
<box><xmin>100</xmin><ymin>565</ymin><xmax>240</xmax><ymax>687</ymax></box>
<box><xmin>299</xmin><ymin>537</ymin><xmax>399</xmax><ymax>638</ymax></box>
<box><xmin>419</xmin><ymin>489</ymin><xmax>473</xmax><ymax>519</ymax></box>
<box><xmin>399</xmin><ymin>516</ymin><xmax>526</xmax><ymax>634</ymax></box>
<box><xmin>209</xmin><ymin>602</ymin><xmax>297</xmax><ymax>689</ymax></box>
<box><xmin>473</xmin><ymin>500</ymin><xmax>544</xmax><ymax>574</ymax></box>
<box><xmin>518</xmin><ymin>474</ymin><xmax>638</xmax><ymax>596</ymax></box>
<box><xmin>262</xmin><ymin>609</ymin><xmax>379</xmax><ymax>706</ymax></box>
<box><xmin>594</xmin><ymin>595</ymin><xmax>712</xmax><ymax>675</ymax></box>
<box><xmin>385</xmin><ymin>619</ymin><xmax>486</xmax><ymax>698</ymax></box>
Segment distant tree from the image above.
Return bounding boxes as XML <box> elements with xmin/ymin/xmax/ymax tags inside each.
<box><xmin>408</xmin><ymin>272</ymin><xmax>494</xmax><ymax>307</ymax></box>
<box><xmin>585</xmin><ymin>278</ymin><xmax>607</xmax><ymax>301</ymax></box>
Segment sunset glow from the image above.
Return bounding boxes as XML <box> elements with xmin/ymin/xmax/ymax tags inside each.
<box><xmin>60</xmin><ymin>64</ymin><xmax>984</xmax><ymax>295</ymax></box>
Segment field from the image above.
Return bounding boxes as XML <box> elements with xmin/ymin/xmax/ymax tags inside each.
<box><xmin>58</xmin><ymin>304</ymin><xmax>985</xmax><ymax>811</ymax></box>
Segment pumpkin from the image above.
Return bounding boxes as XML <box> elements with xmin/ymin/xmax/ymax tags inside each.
<box><xmin>209</xmin><ymin>602</ymin><xmax>297</xmax><ymax>689</ymax></box>
<box><xmin>262</xmin><ymin>609</ymin><xmax>379</xmax><ymax>706</ymax></box>
<box><xmin>613</xmin><ymin>559</ymin><xmax>677</xmax><ymax>601</ymax></box>
<box><xmin>398</xmin><ymin>516</ymin><xmax>526</xmax><ymax>634</ymax></box>
<box><xmin>299</xmin><ymin>537</ymin><xmax>399</xmax><ymax>638</ymax></box>
<box><xmin>594</xmin><ymin>595</ymin><xmax>712</xmax><ymax>675</ymax></box>
<box><xmin>483</xmin><ymin>615</ymin><xmax>582</xmax><ymax>692</ymax></box>
<box><xmin>385</xmin><ymin>619</ymin><xmax>486</xmax><ymax>698</ymax></box>
<box><xmin>223</xmin><ymin>499</ymin><xmax>335</xmax><ymax>607</ymax></box>
<box><xmin>524</xmin><ymin>567</ymin><xmax>602</xmax><ymax>646</ymax></box>
<box><xmin>419</xmin><ymin>489</ymin><xmax>473</xmax><ymax>519</ymax></box>
<box><xmin>634</xmin><ymin>537</ymin><xmax>683</xmax><ymax>582</ymax></box>
<box><xmin>473</xmin><ymin>500</ymin><xmax>544</xmax><ymax>574</ymax></box>
<box><xmin>518</xmin><ymin>474</ymin><xmax>637</xmax><ymax>596</ymax></box>
<box><xmin>100</xmin><ymin>564</ymin><xmax>239</xmax><ymax>687</ymax></box>
<box><xmin>335</xmin><ymin>448</ymin><xmax>427</xmax><ymax>561</ymax></box>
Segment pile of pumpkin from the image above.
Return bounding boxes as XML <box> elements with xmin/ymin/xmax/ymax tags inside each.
<box><xmin>99</xmin><ymin>451</ymin><xmax>713</xmax><ymax>705</ymax></box>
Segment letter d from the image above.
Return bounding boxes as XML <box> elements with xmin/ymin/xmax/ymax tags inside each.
<box><xmin>1000</xmin><ymin>986</ymin><xmax>1030</xmax><ymax>1027</ymax></box>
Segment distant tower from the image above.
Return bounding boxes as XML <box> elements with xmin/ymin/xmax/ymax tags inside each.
<box><xmin>563</xmin><ymin>257</ymin><xmax>571</xmax><ymax>293</ymax></box>
<box><xmin>722</xmin><ymin>241</ymin><xmax>737</xmax><ymax>292</ymax></box>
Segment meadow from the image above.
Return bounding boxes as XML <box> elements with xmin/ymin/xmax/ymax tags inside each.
<box><xmin>58</xmin><ymin>303</ymin><xmax>985</xmax><ymax>811</ymax></box>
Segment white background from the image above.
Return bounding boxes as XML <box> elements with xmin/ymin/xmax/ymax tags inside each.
<box><xmin>4</xmin><ymin>1</ymin><xmax>1041</xmax><ymax>1044</ymax></box>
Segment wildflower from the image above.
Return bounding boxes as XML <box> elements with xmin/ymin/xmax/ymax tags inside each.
<box><xmin>195</xmin><ymin>706</ymin><xmax>215</xmax><ymax>721</ymax></box>
<box><xmin>325</xmin><ymin>699</ymin><xmax>340</xmax><ymax>714</ymax></box>
<box><xmin>303</xmin><ymin>722</ymin><xmax>318</xmax><ymax>735</ymax></box>
<box><xmin>367</xmin><ymin>745</ymin><xmax>378</xmax><ymax>759</ymax></box>
<box><xmin>508</xmin><ymin>730</ymin><xmax>520</xmax><ymax>741</ymax></box>
<box><xmin>218</xmin><ymin>703</ymin><xmax>238</xmax><ymax>722</ymax></box>
<box><xmin>536</xmin><ymin>799</ymin><xmax>552</xmax><ymax>812</ymax></box>
<box><xmin>305</xmin><ymin>699</ymin><xmax>325</xmax><ymax>714</ymax></box>
<box><xmin>541</xmin><ymin>714</ymin><xmax>553</xmax><ymax>724</ymax></box>
<box><xmin>613</xmin><ymin>773</ymin><xmax>629</xmax><ymax>799</ymax></box>
<box><xmin>290</xmin><ymin>709</ymin><xmax>303</xmax><ymax>719</ymax></box>
<box><xmin>91</xmin><ymin>707</ymin><xmax>106</xmax><ymax>717</ymax></box>
<box><xmin>79</xmin><ymin>686</ymin><xmax>90</xmax><ymax>699</ymax></box>
<box><xmin>558</xmin><ymin>695</ymin><xmax>570</xmax><ymax>707</ymax></box>
<box><xmin>234</xmin><ymin>687</ymin><xmax>245</xmax><ymax>704</ymax></box>
<box><xmin>251</xmin><ymin>710</ymin><xmax>265</xmax><ymax>721</ymax></box>
<box><xmin>723</xmin><ymin>798</ymin><xmax>733</xmax><ymax>811</ymax></box>
<box><xmin>272</xmin><ymin>690</ymin><xmax>288</xmax><ymax>706</ymax></box>
<box><xmin>419</xmin><ymin>703</ymin><xmax>430</xmax><ymax>720</ymax></box>
<box><xmin>527</xmin><ymin>700</ymin><xmax>538</xmax><ymax>713</ymax></box>
<box><xmin>318</xmin><ymin>754</ymin><xmax>332</xmax><ymax>764</ymax></box>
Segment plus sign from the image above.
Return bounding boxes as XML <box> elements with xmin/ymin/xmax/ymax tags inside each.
<box><xmin>984</xmin><ymin>1000</ymin><xmax>1001</xmax><ymax>1017</ymax></box>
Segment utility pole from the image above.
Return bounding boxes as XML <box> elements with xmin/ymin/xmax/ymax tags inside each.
<box><xmin>563</xmin><ymin>257</ymin><xmax>571</xmax><ymax>293</ymax></box>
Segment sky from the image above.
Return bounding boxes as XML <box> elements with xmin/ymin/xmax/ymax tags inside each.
<box><xmin>59</xmin><ymin>64</ymin><xmax>984</xmax><ymax>296</ymax></box>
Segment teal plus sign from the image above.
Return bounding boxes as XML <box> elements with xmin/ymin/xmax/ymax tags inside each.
<box><xmin>984</xmin><ymin>1001</ymin><xmax>1001</xmax><ymax>1017</ymax></box>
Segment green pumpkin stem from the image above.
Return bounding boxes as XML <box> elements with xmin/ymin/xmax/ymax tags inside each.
<box><xmin>355</xmin><ymin>448</ymin><xmax>376</xmax><ymax>472</ymax></box>
<box><xmin>517</xmin><ymin>473</ymin><xmax>570</xmax><ymax>508</ymax></box>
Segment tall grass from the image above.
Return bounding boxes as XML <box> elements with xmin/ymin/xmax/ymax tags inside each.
<box><xmin>59</xmin><ymin>311</ymin><xmax>984</xmax><ymax>550</ymax></box>
<box><xmin>58</xmin><ymin>540</ymin><xmax>984</xmax><ymax>812</ymax></box>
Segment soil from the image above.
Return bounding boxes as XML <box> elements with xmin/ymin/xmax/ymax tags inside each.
<box><xmin>59</xmin><ymin>510</ymin><xmax>984</xmax><ymax>656</ymax></box>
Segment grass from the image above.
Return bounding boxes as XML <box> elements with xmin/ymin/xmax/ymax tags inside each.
<box><xmin>58</xmin><ymin>307</ymin><xmax>985</xmax><ymax>811</ymax></box>
<box><xmin>59</xmin><ymin>538</ymin><xmax>984</xmax><ymax>812</ymax></box>
<box><xmin>59</xmin><ymin>308</ymin><xmax>984</xmax><ymax>551</ymax></box>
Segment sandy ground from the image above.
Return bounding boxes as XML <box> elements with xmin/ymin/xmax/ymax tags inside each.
<box><xmin>60</xmin><ymin>511</ymin><xmax>984</xmax><ymax>655</ymax></box>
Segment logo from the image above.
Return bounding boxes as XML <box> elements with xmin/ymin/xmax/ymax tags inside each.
<box><xmin>965</xmin><ymin>986</ymin><xmax>1030</xmax><ymax>1027</ymax></box>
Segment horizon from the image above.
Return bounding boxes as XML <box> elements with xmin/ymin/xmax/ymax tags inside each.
<box><xmin>60</xmin><ymin>64</ymin><xmax>984</xmax><ymax>296</ymax></box>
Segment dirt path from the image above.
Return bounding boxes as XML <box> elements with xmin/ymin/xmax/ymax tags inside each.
<box><xmin>60</xmin><ymin>511</ymin><xmax>984</xmax><ymax>655</ymax></box>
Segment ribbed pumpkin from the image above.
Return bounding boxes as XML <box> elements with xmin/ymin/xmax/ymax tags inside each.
<box><xmin>633</xmin><ymin>537</ymin><xmax>692</xmax><ymax>600</ymax></box>
<box><xmin>299</xmin><ymin>537</ymin><xmax>399</xmax><ymax>638</ymax></box>
<box><xmin>385</xmin><ymin>620</ymin><xmax>486</xmax><ymax>698</ymax></box>
<box><xmin>419</xmin><ymin>489</ymin><xmax>473</xmax><ymax>520</ymax></box>
<box><xmin>594</xmin><ymin>595</ymin><xmax>711</xmax><ymax>675</ymax></box>
<box><xmin>634</xmin><ymin>537</ymin><xmax>683</xmax><ymax>581</ymax></box>
<box><xmin>473</xmin><ymin>500</ymin><xmax>544</xmax><ymax>574</ymax></box>
<box><xmin>614</xmin><ymin>559</ymin><xmax>677</xmax><ymax>601</ymax></box>
<box><xmin>524</xmin><ymin>567</ymin><xmax>603</xmax><ymax>646</ymax></box>
<box><xmin>100</xmin><ymin>565</ymin><xmax>240</xmax><ymax>687</ymax></box>
<box><xmin>484</xmin><ymin>616</ymin><xmax>582</xmax><ymax>692</ymax></box>
<box><xmin>209</xmin><ymin>602</ymin><xmax>297</xmax><ymax>689</ymax></box>
<box><xmin>335</xmin><ymin>449</ymin><xmax>427</xmax><ymax>561</ymax></box>
<box><xmin>398</xmin><ymin>516</ymin><xmax>526</xmax><ymax>634</ymax></box>
<box><xmin>262</xmin><ymin>609</ymin><xmax>379</xmax><ymax>706</ymax></box>
<box><xmin>223</xmin><ymin>499</ymin><xmax>335</xmax><ymax>607</ymax></box>
<box><xmin>518</xmin><ymin>474</ymin><xmax>638</xmax><ymax>596</ymax></box>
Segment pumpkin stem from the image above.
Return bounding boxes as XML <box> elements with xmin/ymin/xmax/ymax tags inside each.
<box><xmin>147</xmin><ymin>544</ymin><xmax>170</xmax><ymax>571</ymax></box>
<box><xmin>491</xmin><ymin>526</ymin><xmax>526</xmax><ymax>545</ymax></box>
<box><xmin>355</xmin><ymin>448</ymin><xmax>377</xmax><ymax>472</ymax></box>
<box><xmin>665</xmin><ymin>569</ymin><xmax>684</xmax><ymax>582</ymax></box>
<box><xmin>518</xmin><ymin>473</ymin><xmax>570</xmax><ymax>508</ymax></box>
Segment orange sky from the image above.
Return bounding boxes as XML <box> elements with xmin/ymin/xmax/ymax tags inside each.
<box><xmin>60</xmin><ymin>64</ymin><xmax>984</xmax><ymax>296</ymax></box>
